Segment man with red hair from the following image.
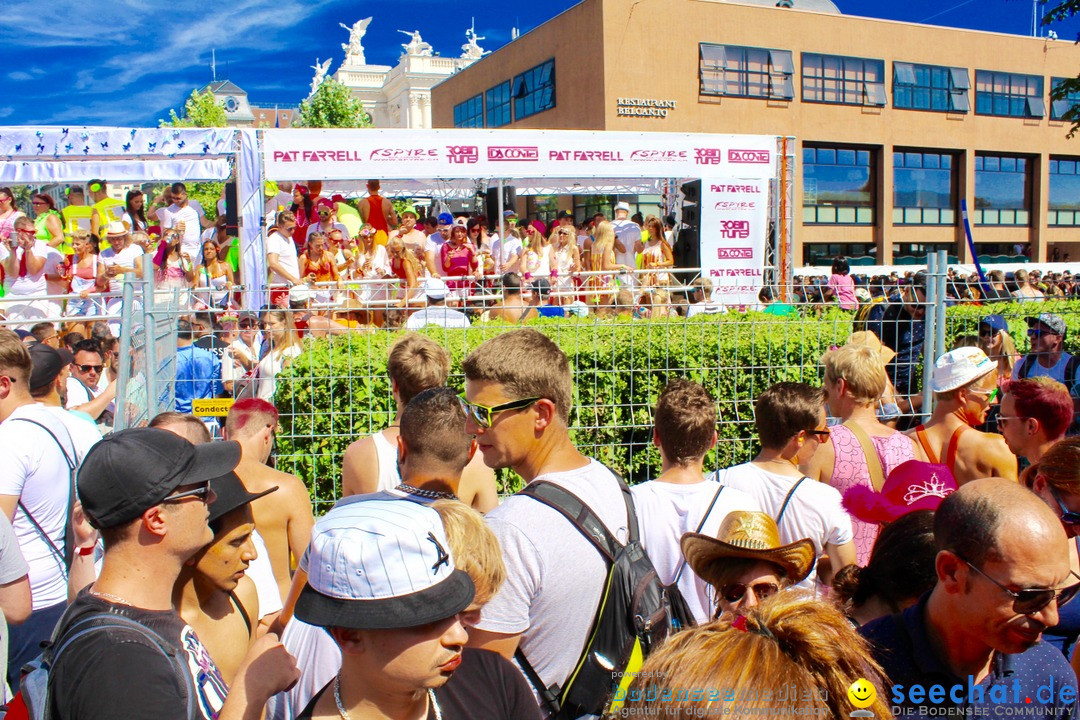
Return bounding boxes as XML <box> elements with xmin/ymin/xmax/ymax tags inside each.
<box><xmin>999</xmin><ymin>377</ymin><xmax>1073</xmax><ymax>466</ymax></box>
<box><xmin>224</xmin><ymin>398</ymin><xmax>314</xmax><ymax>603</ymax></box>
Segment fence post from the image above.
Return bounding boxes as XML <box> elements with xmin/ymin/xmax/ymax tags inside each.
<box><xmin>141</xmin><ymin>259</ymin><xmax>160</xmax><ymax>421</ymax></box>
<box><xmin>935</xmin><ymin>249</ymin><xmax>948</xmax><ymax>370</ymax></box>
<box><xmin>112</xmin><ymin>278</ymin><xmax>138</xmax><ymax>431</ymax></box>
<box><xmin>921</xmin><ymin>252</ymin><xmax>938</xmax><ymax>421</ymax></box>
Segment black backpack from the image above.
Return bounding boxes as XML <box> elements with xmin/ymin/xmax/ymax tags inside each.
<box><xmin>514</xmin><ymin>470</ymin><xmax>684</xmax><ymax>719</ymax></box>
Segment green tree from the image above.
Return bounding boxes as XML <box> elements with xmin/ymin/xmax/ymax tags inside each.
<box><xmin>1044</xmin><ymin>0</ymin><xmax>1080</xmax><ymax>137</ymax></box>
<box><xmin>158</xmin><ymin>89</ymin><xmax>228</xmax><ymax>218</ymax></box>
<box><xmin>295</xmin><ymin>78</ymin><xmax>372</xmax><ymax>128</ymax></box>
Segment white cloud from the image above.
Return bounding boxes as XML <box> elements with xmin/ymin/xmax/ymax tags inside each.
<box><xmin>0</xmin><ymin>107</ymin><xmax>14</xmax><ymax>118</ymax></box>
<box><xmin>7</xmin><ymin>71</ymin><xmax>33</xmax><ymax>81</ymax></box>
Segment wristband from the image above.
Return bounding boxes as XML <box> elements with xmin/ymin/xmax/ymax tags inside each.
<box><xmin>76</xmin><ymin>545</ymin><xmax>96</xmax><ymax>557</ymax></box>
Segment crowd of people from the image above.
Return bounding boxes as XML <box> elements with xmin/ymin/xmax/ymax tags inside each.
<box><xmin>0</xmin><ymin>320</ymin><xmax>1079</xmax><ymax>719</ymax></box>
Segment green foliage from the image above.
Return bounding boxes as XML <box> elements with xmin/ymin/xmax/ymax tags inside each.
<box><xmin>271</xmin><ymin>311</ymin><xmax>855</xmax><ymax>511</ymax></box>
<box><xmin>1043</xmin><ymin>0</ymin><xmax>1080</xmax><ymax>138</ymax></box>
<box><xmin>295</xmin><ymin>78</ymin><xmax>372</xmax><ymax>128</ymax></box>
<box><xmin>943</xmin><ymin>301</ymin><xmax>1080</xmax><ymax>355</ymax></box>
<box><xmin>160</xmin><ymin>89</ymin><xmax>228</xmax><ymax>128</ymax></box>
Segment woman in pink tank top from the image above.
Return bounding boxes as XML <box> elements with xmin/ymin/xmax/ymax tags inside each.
<box><xmin>805</xmin><ymin>343</ymin><xmax>918</xmax><ymax>565</ymax></box>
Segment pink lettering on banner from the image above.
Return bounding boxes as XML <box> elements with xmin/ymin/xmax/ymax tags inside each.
<box><xmin>488</xmin><ymin>146</ymin><xmax>539</xmax><ymax>161</ymax></box>
<box><xmin>369</xmin><ymin>148</ymin><xmax>439</xmax><ymax>161</ymax></box>
<box><xmin>714</xmin><ymin>200</ymin><xmax>758</xmax><ymax>211</ymax></box>
<box><xmin>447</xmin><ymin>146</ymin><xmax>479</xmax><ymax>164</ymax></box>
<box><xmin>695</xmin><ymin>148</ymin><xmax>723</xmax><ymax>165</ymax></box>
<box><xmin>629</xmin><ymin>150</ymin><xmax>688</xmax><ymax>161</ymax></box>
<box><xmin>718</xmin><ymin>220</ymin><xmax>751</xmax><ymax>240</ymax></box>
<box><xmin>728</xmin><ymin>149</ymin><xmax>770</xmax><ymax>164</ymax></box>
<box><xmin>716</xmin><ymin>247</ymin><xmax>753</xmax><ymax>260</ymax></box>
<box><xmin>572</xmin><ymin>150</ymin><xmax>624</xmax><ymax>162</ymax></box>
<box><xmin>710</xmin><ymin>184</ymin><xmax>761</xmax><ymax>194</ymax></box>
<box><xmin>272</xmin><ymin>151</ymin><xmax>299</xmax><ymax>162</ymax></box>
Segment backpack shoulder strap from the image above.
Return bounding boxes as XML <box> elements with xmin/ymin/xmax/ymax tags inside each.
<box><xmin>671</xmin><ymin>485</ymin><xmax>724</xmax><ymax>586</ymax></box>
<box><xmin>914</xmin><ymin>424</ymin><xmax>939</xmax><ymax>465</ymax></box>
<box><xmin>519</xmin><ymin>481</ymin><xmax>618</xmax><ymax>563</ymax></box>
<box><xmin>842</xmin><ymin>421</ymin><xmax>886</xmax><ymax>492</ymax></box>
<box><xmin>1066</xmin><ymin>355</ymin><xmax>1080</xmax><ymax>387</ymax></box>
<box><xmin>776</xmin><ymin>478</ymin><xmax>807</xmax><ymax>525</ymax></box>
<box><xmin>1017</xmin><ymin>353</ymin><xmax>1038</xmax><ymax>380</ymax></box>
<box><xmin>10</xmin><ymin>417</ymin><xmax>78</xmax><ymax>569</ymax></box>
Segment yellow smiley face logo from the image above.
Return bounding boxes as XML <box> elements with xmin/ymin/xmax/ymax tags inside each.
<box><xmin>848</xmin><ymin>678</ymin><xmax>876</xmax><ymax>709</ymax></box>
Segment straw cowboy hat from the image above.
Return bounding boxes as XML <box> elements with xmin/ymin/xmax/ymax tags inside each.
<box><xmin>681</xmin><ymin>510</ymin><xmax>815</xmax><ymax>586</ymax></box>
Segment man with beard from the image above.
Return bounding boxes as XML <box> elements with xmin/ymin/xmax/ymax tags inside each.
<box><xmin>862</xmin><ymin>479</ymin><xmax>1079</xmax><ymax>719</ymax></box>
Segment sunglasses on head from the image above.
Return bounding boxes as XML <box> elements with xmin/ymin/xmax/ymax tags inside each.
<box><xmin>76</xmin><ymin>364</ymin><xmax>104</xmax><ymax>373</ymax></box>
<box><xmin>960</xmin><ymin>555</ymin><xmax>1080</xmax><ymax>615</ymax></box>
<box><xmin>717</xmin><ymin>581</ymin><xmax>780</xmax><ymax>610</ymax></box>
<box><xmin>458</xmin><ymin>394</ymin><xmax>541</xmax><ymax>429</ymax></box>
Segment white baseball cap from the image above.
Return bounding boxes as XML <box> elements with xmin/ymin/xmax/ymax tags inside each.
<box><xmin>295</xmin><ymin>499</ymin><xmax>475</xmax><ymax>630</ymax></box>
<box><xmin>422</xmin><ymin>276</ymin><xmax>449</xmax><ymax>300</ymax></box>
<box><xmin>614</xmin><ymin>201</ymin><xmax>631</xmax><ymax>212</ymax></box>
<box><xmin>931</xmin><ymin>347</ymin><xmax>995</xmax><ymax>393</ymax></box>
<box><xmin>288</xmin><ymin>284</ymin><xmax>312</xmax><ymax>305</ymax></box>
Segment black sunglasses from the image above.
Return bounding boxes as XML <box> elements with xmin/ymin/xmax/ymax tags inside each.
<box><xmin>161</xmin><ymin>480</ymin><xmax>212</xmax><ymax>504</ymax></box>
<box><xmin>75</xmin><ymin>364</ymin><xmax>104</xmax><ymax>373</ymax></box>
<box><xmin>1048</xmin><ymin>485</ymin><xmax>1080</xmax><ymax>530</ymax></box>
<box><xmin>458</xmin><ymin>394</ymin><xmax>541</xmax><ymax>429</ymax></box>
<box><xmin>720</xmin><ymin>581</ymin><xmax>780</xmax><ymax>605</ymax></box>
<box><xmin>961</xmin><ymin>556</ymin><xmax>1080</xmax><ymax>615</ymax></box>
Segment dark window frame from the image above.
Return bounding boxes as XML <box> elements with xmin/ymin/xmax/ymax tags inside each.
<box><xmin>484</xmin><ymin>81</ymin><xmax>511</xmax><ymax>128</ymax></box>
<box><xmin>1050</xmin><ymin>77</ymin><xmax>1080</xmax><ymax>121</ymax></box>
<box><xmin>1048</xmin><ymin>156</ymin><xmax>1080</xmax><ymax>226</ymax></box>
<box><xmin>892</xmin><ymin>150</ymin><xmax>958</xmax><ymax>226</ymax></box>
<box><xmin>892</xmin><ymin>62</ymin><xmax>970</xmax><ymax>113</ymax></box>
<box><xmin>974</xmin><ymin>70</ymin><xmax>1045</xmax><ymax>118</ymax></box>
<box><xmin>453</xmin><ymin>94</ymin><xmax>484</xmax><ymax>128</ymax></box>
<box><xmin>973</xmin><ymin>153</ymin><xmax>1032</xmax><ymax>226</ymax></box>
<box><xmin>801</xmin><ymin>53</ymin><xmax>886</xmax><ymax>107</ymax></box>
<box><xmin>512</xmin><ymin>59</ymin><xmax>556</xmax><ymax>120</ymax></box>
<box><xmin>802</xmin><ymin>144</ymin><xmax>876</xmax><ymax>226</ymax></box>
<box><xmin>699</xmin><ymin>43</ymin><xmax>794</xmax><ymax>100</ymax></box>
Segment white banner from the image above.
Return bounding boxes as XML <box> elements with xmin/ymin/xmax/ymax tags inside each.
<box><xmin>699</xmin><ymin>178</ymin><xmax>771</xmax><ymax>309</ymax></box>
<box><xmin>261</xmin><ymin>128</ymin><xmax>776</xmax><ymax>181</ymax></box>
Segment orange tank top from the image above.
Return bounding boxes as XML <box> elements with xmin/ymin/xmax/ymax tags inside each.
<box><xmin>366</xmin><ymin>193</ymin><xmax>389</xmax><ymax>233</ymax></box>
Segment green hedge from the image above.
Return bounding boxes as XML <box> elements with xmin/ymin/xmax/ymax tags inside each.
<box><xmin>274</xmin><ymin>301</ymin><xmax>1080</xmax><ymax>510</ymax></box>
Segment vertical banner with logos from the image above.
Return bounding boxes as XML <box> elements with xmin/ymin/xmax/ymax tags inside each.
<box><xmin>699</xmin><ymin>177</ymin><xmax>770</xmax><ymax>309</ymax></box>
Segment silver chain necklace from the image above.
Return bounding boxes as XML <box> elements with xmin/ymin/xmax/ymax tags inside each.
<box><xmin>333</xmin><ymin>673</ymin><xmax>442</xmax><ymax>720</ymax></box>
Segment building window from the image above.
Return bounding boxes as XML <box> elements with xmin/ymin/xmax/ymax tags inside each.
<box><xmin>893</xmin><ymin>151</ymin><xmax>956</xmax><ymax>225</ymax></box>
<box><xmin>802</xmin><ymin>53</ymin><xmax>885</xmax><ymax>106</ymax></box>
<box><xmin>453</xmin><ymin>94</ymin><xmax>483</xmax><ymax>128</ymax></box>
<box><xmin>1049</xmin><ymin>158</ymin><xmax>1080</xmax><ymax>226</ymax></box>
<box><xmin>512</xmin><ymin>59</ymin><xmax>556</xmax><ymax>120</ymax></box>
<box><xmin>485</xmin><ymin>82</ymin><xmax>511</xmax><ymax>128</ymax></box>
<box><xmin>803</xmin><ymin>146</ymin><xmax>875</xmax><ymax>225</ymax></box>
<box><xmin>974</xmin><ymin>71</ymin><xmax>1045</xmax><ymax>118</ymax></box>
<box><xmin>699</xmin><ymin>44</ymin><xmax>794</xmax><ymax>100</ymax></box>
<box><xmin>1050</xmin><ymin>77</ymin><xmax>1080</xmax><ymax>121</ymax></box>
<box><xmin>974</xmin><ymin>154</ymin><xmax>1030</xmax><ymax>225</ymax></box>
<box><xmin>893</xmin><ymin>63</ymin><xmax>969</xmax><ymax>113</ymax></box>
<box><xmin>801</xmin><ymin>243</ymin><xmax>874</xmax><ymax>267</ymax></box>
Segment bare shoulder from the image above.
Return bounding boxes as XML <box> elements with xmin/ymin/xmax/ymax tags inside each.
<box><xmin>233</xmin><ymin>575</ymin><xmax>260</xmax><ymax>639</ymax></box>
<box><xmin>341</xmin><ymin>434</ymin><xmax>380</xmax><ymax>496</ymax></box>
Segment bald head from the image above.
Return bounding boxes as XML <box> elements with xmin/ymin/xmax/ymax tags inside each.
<box><xmin>936</xmin><ymin>478</ymin><xmax>1067</xmax><ymax>566</ymax></box>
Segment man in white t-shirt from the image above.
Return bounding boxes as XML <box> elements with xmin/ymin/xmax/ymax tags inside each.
<box><xmin>159</xmin><ymin>182</ymin><xmax>209</xmax><ymax>266</ymax></box>
<box><xmin>404</xmin><ymin>278</ymin><xmax>470</xmax><ymax>329</ymax></box>
<box><xmin>266</xmin><ymin>211</ymin><xmax>303</xmax><ymax>304</ymax></box>
<box><xmin>611</xmin><ymin>201</ymin><xmax>642</xmax><ymax>286</ymax></box>
<box><xmin>0</xmin><ymin>330</ymin><xmax>101</xmax><ymax>689</ymax></box>
<box><xmin>388</xmin><ymin>211</ymin><xmax>427</xmax><ymax>263</ymax></box>
<box><xmin>685</xmin><ymin>276</ymin><xmax>727</xmax><ymax>318</ymax></box>
<box><xmin>712</xmin><ymin>382</ymin><xmax>856</xmax><ymax>589</ymax></box>
<box><xmin>0</xmin><ymin>217</ymin><xmax>64</xmax><ymax>325</ymax></box>
<box><xmin>463</xmin><ymin>329</ymin><xmax>630</xmax><ymax>709</ymax></box>
<box><xmin>423</xmin><ymin>212</ymin><xmax>453</xmax><ymax>277</ymax></box>
<box><xmin>631</xmin><ymin>380</ymin><xmax>760</xmax><ymax>625</ymax></box>
<box><xmin>491</xmin><ymin>224</ymin><xmax>522</xmax><ymax>275</ymax></box>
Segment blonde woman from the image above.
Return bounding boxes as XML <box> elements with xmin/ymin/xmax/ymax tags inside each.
<box><xmin>585</xmin><ymin>220</ymin><xmax>629</xmax><ymax>305</ymax></box>
<box><xmin>551</xmin><ymin>225</ymin><xmax>581</xmax><ymax>299</ymax></box>
<box><xmin>255</xmin><ymin>309</ymin><xmax>303</xmax><ymax>402</ymax></box>
<box><xmin>521</xmin><ymin>223</ymin><xmax>552</xmax><ymax>278</ymax></box>
<box><xmin>387</xmin><ymin>236</ymin><xmax>421</xmax><ymax>307</ymax></box>
<box><xmin>615</xmin><ymin>592</ymin><xmax>891</xmax><ymax>720</ymax></box>
<box><xmin>978</xmin><ymin>314</ymin><xmax>1020</xmax><ymax>382</ymax></box>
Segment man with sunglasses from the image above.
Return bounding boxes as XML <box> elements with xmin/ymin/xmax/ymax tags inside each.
<box><xmin>48</xmin><ymin>428</ymin><xmax>299</xmax><ymax>720</ymax></box>
<box><xmin>1014</xmin><ymin>313</ymin><xmax>1080</xmax><ymax>426</ymax></box>
<box><xmin>461</xmin><ymin>329</ymin><xmax>638</xmax><ymax>708</ymax></box>
<box><xmin>907</xmin><ymin>348</ymin><xmax>1017</xmax><ymax>485</ymax></box>
<box><xmin>862</xmin><ymin>478</ymin><xmax>1080</xmax><ymax>719</ymax></box>
<box><xmin>64</xmin><ymin>338</ymin><xmax>116</xmax><ymax>425</ymax></box>
<box><xmin>999</xmin><ymin>378</ymin><xmax>1073</xmax><ymax>466</ymax></box>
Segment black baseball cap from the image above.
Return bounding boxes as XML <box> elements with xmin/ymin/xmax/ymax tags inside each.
<box><xmin>557</xmin><ymin>210</ymin><xmax>573</xmax><ymax>220</ymax></box>
<box><xmin>28</xmin><ymin>343</ymin><xmax>74</xmax><ymax>393</ymax></box>
<box><xmin>208</xmin><ymin>472</ymin><xmax>277</xmax><ymax>526</ymax></box>
<box><xmin>79</xmin><ymin>428</ymin><xmax>241</xmax><ymax>529</ymax></box>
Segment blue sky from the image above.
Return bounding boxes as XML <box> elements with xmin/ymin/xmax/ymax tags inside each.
<box><xmin>0</xmin><ymin>0</ymin><xmax>1078</xmax><ymax>127</ymax></box>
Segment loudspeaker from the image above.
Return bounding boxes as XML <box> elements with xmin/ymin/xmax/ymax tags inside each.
<box><xmin>680</xmin><ymin>179</ymin><xmax>700</xmax><ymax>205</ymax></box>
<box><xmin>224</xmin><ymin>182</ymin><xmax>239</xmax><ymax>231</ymax></box>
<box><xmin>485</xmin><ymin>185</ymin><xmax>516</xmax><ymax>219</ymax></box>
<box><xmin>674</xmin><ymin>227</ymin><xmax>700</xmax><ymax>270</ymax></box>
